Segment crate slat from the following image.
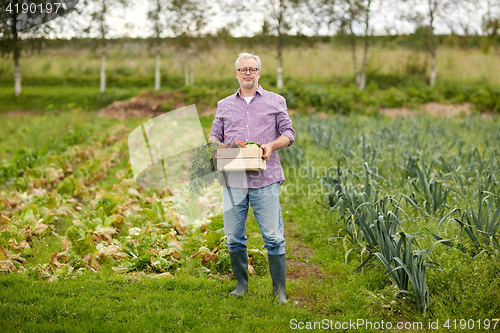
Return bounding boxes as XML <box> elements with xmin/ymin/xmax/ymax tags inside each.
<box><xmin>217</xmin><ymin>158</ymin><xmax>266</xmax><ymax>171</ymax></box>
<box><xmin>215</xmin><ymin>147</ymin><xmax>262</xmax><ymax>159</ymax></box>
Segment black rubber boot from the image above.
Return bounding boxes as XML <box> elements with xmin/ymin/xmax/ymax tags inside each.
<box><xmin>229</xmin><ymin>250</ymin><xmax>248</xmax><ymax>296</ymax></box>
<box><xmin>268</xmin><ymin>253</ymin><xmax>287</xmax><ymax>304</ymax></box>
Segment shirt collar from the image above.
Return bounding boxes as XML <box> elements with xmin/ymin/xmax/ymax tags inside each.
<box><xmin>237</xmin><ymin>85</ymin><xmax>263</xmax><ymax>97</ymax></box>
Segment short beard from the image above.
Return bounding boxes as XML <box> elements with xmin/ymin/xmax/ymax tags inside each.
<box><xmin>239</xmin><ymin>77</ymin><xmax>255</xmax><ymax>89</ymax></box>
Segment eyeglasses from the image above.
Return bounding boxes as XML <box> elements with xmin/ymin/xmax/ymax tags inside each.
<box><xmin>237</xmin><ymin>67</ymin><xmax>260</xmax><ymax>74</ymax></box>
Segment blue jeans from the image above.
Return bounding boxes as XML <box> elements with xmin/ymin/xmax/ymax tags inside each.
<box><xmin>223</xmin><ymin>182</ymin><xmax>285</xmax><ymax>255</ymax></box>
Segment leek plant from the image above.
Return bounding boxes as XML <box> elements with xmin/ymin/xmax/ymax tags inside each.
<box><xmin>324</xmin><ymin>163</ymin><xmax>409</xmax><ymax>253</ymax></box>
<box><xmin>351</xmin><ymin>198</ymin><xmax>405</xmax><ymax>266</ymax></box>
<box><xmin>372</xmin><ymin>231</ymin><xmax>447</xmax><ymax>316</ymax></box>
<box><xmin>453</xmin><ymin>177</ymin><xmax>500</xmax><ymax>254</ymax></box>
<box><xmin>278</xmin><ymin>142</ymin><xmax>303</xmax><ymax>166</ymax></box>
<box><xmin>306</xmin><ymin>119</ymin><xmax>336</xmax><ymax>149</ymax></box>
<box><xmin>390</xmin><ymin>243</ymin><xmax>441</xmax><ymax>317</ymax></box>
<box><xmin>402</xmin><ymin>162</ymin><xmax>450</xmax><ymax>216</ymax></box>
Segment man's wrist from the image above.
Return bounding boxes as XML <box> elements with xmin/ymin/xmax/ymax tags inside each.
<box><xmin>269</xmin><ymin>136</ymin><xmax>290</xmax><ymax>151</ymax></box>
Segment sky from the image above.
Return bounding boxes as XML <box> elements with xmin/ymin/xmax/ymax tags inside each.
<box><xmin>51</xmin><ymin>0</ymin><xmax>495</xmax><ymax>39</ymax></box>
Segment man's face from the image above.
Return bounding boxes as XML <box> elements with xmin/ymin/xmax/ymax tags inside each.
<box><xmin>236</xmin><ymin>58</ymin><xmax>261</xmax><ymax>90</ymax></box>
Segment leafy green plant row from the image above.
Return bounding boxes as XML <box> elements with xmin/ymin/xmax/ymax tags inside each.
<box><xmin>0</xmin><ymin>117</ymin><xmax>268</xmax><ymax>281</ymax></box>
<box><xmin>276</xmin><ymin>114</ymin><xmax>500</xmax><ymax>316</ymax></box>
<box><xmin>279</xmin><ymin>81</ymin><xmax>500</xmax><ymax>113</ymax></box>
<box><xmin>180</xmin><ymin>80</ymin><xmax>500</xmax><ymax>114</ymax></box>
<box><xmin>0</xmin><ymin>114</ymin><xmax>124</xmax><ymax>183</ymax></box>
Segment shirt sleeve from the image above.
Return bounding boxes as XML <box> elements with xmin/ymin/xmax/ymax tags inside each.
<box><xmin>276</xmin><ymin>97</ymin><xmax>295</xmax><ymax>146</ymax></box>
<box><xmin>209</xmin><ymin>101</ymin><xmax>224</xmax><ymax>142</ymax></box>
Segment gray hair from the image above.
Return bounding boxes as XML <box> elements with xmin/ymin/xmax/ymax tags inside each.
<box><xmin>235</xmin><ymin>52</ymin><xmax>261</xmax><ymax>70</ymax></box>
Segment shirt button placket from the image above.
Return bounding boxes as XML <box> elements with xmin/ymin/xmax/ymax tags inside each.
<box><xmin>246</xmin><ymin>104</ymin><xmax>249</xmax><ymax>142</ymax></box>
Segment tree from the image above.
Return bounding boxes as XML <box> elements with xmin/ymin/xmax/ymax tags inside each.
<box><xmin>147</xmin><ymin>0</ymin><xmax>168</xmax><ymax>91</ymax></box>
<box><xmin>342</xmin><ymin>0</ymin><xmax>373</xmax><ymax>91</ymax></box>
<box><xmin>0</xmin><ymin>0</ymin><xmax>79</xmax><ymax>96</ymax></box>
<box><xmin>403</xmin><ymin>0</ymin><xmax>477</xmax><ymax>86</ymax></box>
<box><xmin>167</xmin><ymin>0</ymin><xmax>211</xmax><ymax>86</ymax></box>
<box><xmin>84</xmin><ymin>0</ymin><xmax>129</xmax><ymax>93</ymax></box>
<box><xmin>481</xmin><ymin>0</ymin><xmax>500</xmax><ymax>53</ymax></box>
<box><xmin>259</xmin><ymin>0</ymin><xmax>303</xmax><ymax>89</ymax></box>
<box><xmin>319</xmin><ymin>0</ymin><xmax>375</xmax><ymax>91</ymax></box>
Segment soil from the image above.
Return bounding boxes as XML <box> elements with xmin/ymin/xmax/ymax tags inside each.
<box><xmin>97</xmin><ymin>90</ymin><xmax>188</xmax><ymax>120</ymax></box>
<box><xmin>97</xmin><ymin>92</ymin><xmax>487</xmax><ymax>121</ymax></box>
<box><xmin>1</xmin><ymin>110</ymin><xmax>37</xmax><ymax>117</ymax></box>
<box><xmin>380</xmin><ymin>102</ymin><xmax>486</xmax><ymax>119</ymax></box>
<box><xmin>284</xmin><ymin>220</ymin><xmax>326</xmax><ymax>281</ymax></box>
<box><xmin>282</xmin><ymin>219</ymin><xmax>332</xmax><ymax>308</ymax></box>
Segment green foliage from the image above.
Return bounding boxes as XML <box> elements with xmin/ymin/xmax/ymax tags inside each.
<box><xmin>96</xmin><ymin>198</ymin><xmax>116</xmax><ymax>217</ymax></box>
<box><xmin>309</xmin><ymin>114</ymin><xmax>500</xmax><ymax>315</ymax></box>
<box><xmin>428</xmin><ymin>250</ymin><xmax>500</xmax><ymax>318</ymax></box>
<box><xmin>65</xmin><ymin>221</ymin><xmax>97</xmax><ymax>257</ymax></box>
<box><xmin>188</xmin><ymin>141</ymin><xmax>225</xmax><ymax>195</ymax></box>
<box><xmin>403</xmin><ymin>162</ymin><xmax>450</xmax><ymax>216</ymax></box>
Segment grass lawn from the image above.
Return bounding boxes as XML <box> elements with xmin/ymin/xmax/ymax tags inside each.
<box><xmin>0</xmin><ymin>273</ymin><xmax>321</xmax><ymax>333</ymax></box>
<box><xmin>0</xmin><ymin>86</ymin><xmax>144</xmax><ymax>113</ymax></box>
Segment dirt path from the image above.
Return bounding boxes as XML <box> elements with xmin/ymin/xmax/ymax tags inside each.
<box><xmin>285</xmin><ymin>221</ymin><xmax>325</xmax><ymax>280</ymax></box>
<box><xmin>283</xmin><ymin>219</ymin><xmax>332</xmax><ymax>308</ymax></box>
<box><xmin>380</xmin><ymin>102</ymin><xmax>490</xmax><ymax>119</ymax></box>
<box><xmin>0</xmin><ymin>111</ymin><xmax>36</xmax><ymax>117</ymax></box>
<box><xmin>98</xmin><ymin>94</ymin><xmax>489</xmax><ymax>120</ymax></box>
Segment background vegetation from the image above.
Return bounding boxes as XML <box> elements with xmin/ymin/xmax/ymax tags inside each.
<box><xmin>1</xmin><ymin>39</ymin><xmax>500</xmax><ymax>114</ymax></box>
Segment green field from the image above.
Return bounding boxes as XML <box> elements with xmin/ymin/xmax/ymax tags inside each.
<box><xmin>1</xmin><ymin>108</ymin><xmax>499</xmax><ymax>332</ymax></box>
<box><xmin>1</xmin><ymin>44</ymin><xmax>500</xmax><ymax>84</ymax></box>
<box><xmin>0</xmin><ymin>39</ymin><xmax>499</xmax><ymax>331</ymax></box>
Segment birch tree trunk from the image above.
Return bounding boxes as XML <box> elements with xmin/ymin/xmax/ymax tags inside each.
<box><xmin>429</xmin><ymin>23</ymin><xmax>436</xmax><ymax>86</ymax></box>
<box><xmin>359</xmin><ymin>1</ymin><xmax>372</xmax><ymax>92</ymax></box>
<box><xmin>277</xmin><ymin>51</ymin><xmax>283</xmax><ymax>88</ymax></box>
<box><xmin>155</xmin><ymin>50</ymin><xmax>161</xmax><ymax>91</ymax></box>
<box><xmin>190</xmin><ymin>58</ymin><xmax>195</xmax><ymax>85</ymax></box>
<box><xmin>428</xmin><ymin>2</ymin><xmax>436</xmax><ymax>86</ymax></box>
<box><xmin>276</xmin><ymin>15</ymin><xmax>284</xmax><ymax>89</ymax></box>
<box><xmin>350</xmin><ymin>34</ymin><xmax>361</xmax><ymax>89</ymax></box>
<box><xmin>429</xmin><ymin>50</ymin><xmax>436</xmax><ymax>86</ymax></box>
<box><xmin>100</xmin><ymin>51</ymin><xmax>106</xmax><ymax>93</ymax></box>
<box><xmin>189</xmin><ymin>44</ymin><xmax>195</xmax><ymax>86</ymax></box>
<box><xmin>14</xmin><ymin>42</ymin><xmax>21</xmax><ymax>96</ymax></box>
<box><xmin>359</xmin><ymin>37</ymin><xmax>368</xmax><ymax>91</ymax></box>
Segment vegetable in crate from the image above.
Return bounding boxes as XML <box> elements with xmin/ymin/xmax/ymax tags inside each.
<box><xmin>189</xmin><ymin>141</ymin><xmax>226</xmax><ymax>195</ymax></box>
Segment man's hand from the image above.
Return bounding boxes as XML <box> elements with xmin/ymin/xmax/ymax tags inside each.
<box><xmin>260</xmin><ymin>142</ymin><xmax>274</xmax><ymax>161</ymax></box>
<box><xmin>209</xmin><ymin>137</ymin><xmax>225</xmax><ymax>148</ymax></box>
<box><xmin>260</xmin><ymin>135</ymin><xmax>291</xmax><ymax>161</ymax></box>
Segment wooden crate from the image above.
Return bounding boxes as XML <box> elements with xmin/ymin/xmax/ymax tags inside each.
<box><xmin>216</xmin><ymin>148</ymin><xmax>266</xmax><ymax>171</ymax></box>
<box><xmin>217</xmin><ymin>158</ymin><xmax>266</xmax><ymax>171</ymax></box>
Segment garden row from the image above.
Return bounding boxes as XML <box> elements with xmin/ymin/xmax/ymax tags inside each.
<box><xmin>0</xmin><ymin>114</ymin><xmax>269</xmax><ymax>283</ymax></box>
<box><xmin>279</xmin><ymin>115</ymin><xmax>500</xmax><ymax>316</ymax></box>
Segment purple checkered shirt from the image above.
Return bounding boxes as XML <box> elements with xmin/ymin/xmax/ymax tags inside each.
<box><xmin>210</xmin><ymin>85</ymin><xmax>295</xmax><ymax>189</ymax></box>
